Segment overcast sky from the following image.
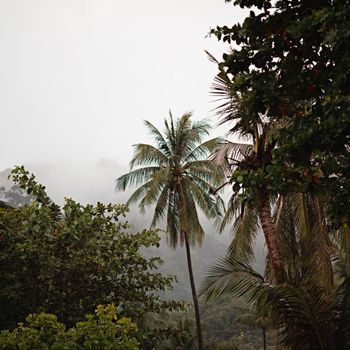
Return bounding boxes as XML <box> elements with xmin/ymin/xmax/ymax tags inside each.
<box><xmin>0</xmin><ymin>0</ymin><xmax>247</xmax><ymax>172</ymax></box>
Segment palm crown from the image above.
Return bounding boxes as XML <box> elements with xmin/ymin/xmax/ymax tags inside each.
<box><xmin>116</xmin><ymin>112</ymin><xmax>224</xmax><ymax>247</ymax></box>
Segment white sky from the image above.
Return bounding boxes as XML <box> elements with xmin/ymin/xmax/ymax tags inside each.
<box><xmin>0</xmin><ymin>0</ymin><xmax>246</xmax><ymax>170</ymax></box>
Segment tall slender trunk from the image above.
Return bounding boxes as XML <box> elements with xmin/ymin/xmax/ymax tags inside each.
<box><xmin>258</xmin><ymin>194</ymin><xmax>286</xmax><ymax>284</ymax></box>
<box><xmin>184</xmin><ymin>232</ymin><xmax>203</xmax><ymax>350</ymax></box>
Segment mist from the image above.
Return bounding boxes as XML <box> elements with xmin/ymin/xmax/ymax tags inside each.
<box><xmin>0</xmin><ymin>1</ymin><xmax>265</xmax><ymax>302</ymax></box>
<box><xmin>0</xmin><ymin>0</ymin><xmax>247</xmax><ymax>172</ymax></box>
<box><xmin>0</xmin><ymin>0</ymin><xmax>246</xmax><ymax>226</ymax></box>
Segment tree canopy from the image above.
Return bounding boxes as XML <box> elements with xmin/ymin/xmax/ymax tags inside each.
<box><xmin>0</xmin><ymin>166</ymin><xmax>182</xmax><ymax>348</ymax></box>
<box><xmin>211</xmin><ymin>0</ymin><xmax>350</xmax><ymax>226</ymax></box>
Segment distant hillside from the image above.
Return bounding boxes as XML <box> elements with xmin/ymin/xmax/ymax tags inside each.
<box><xmin>0</xmin><ymin>168</ymin><xmax>11</xmax><ymax>188</ymax></box>
<box><xmin>0</xmin><ymin>160</ymin><xmax>127</xmax><ymax>205</ymax></box>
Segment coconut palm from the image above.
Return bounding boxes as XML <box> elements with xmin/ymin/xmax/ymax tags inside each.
<box><xmin>272</xmin><ymin>193</ymin><xmax>334</xmax><ymax>286</ymax></box>
<box><xmin>204</xmin><ymin>50</ymin><xmax>350</xmax><ymax>349</ymax></box>
<box><xmin>116</xmin><ymin>112</ymin><xmax>225</xmax><ymax>350</ymax></box>
<box><xmin>213</xmin><ymin>134</ymin><xmax>286</xmax><ymax>284</ymax></box>
<box><xmin>207</xmin><ymin>50</ymin><xmax>286</xmax><ymax>284</ymax></box>
<box><xmin>200</xmin><ymin>191</ymin><xmax>350</xmax><ymax>349</ymax></box>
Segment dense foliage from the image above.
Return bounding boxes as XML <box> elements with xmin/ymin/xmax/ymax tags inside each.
<box><xmin>211</xmin><ymin>0</ymin><xmax>350</xmax><ymax>226</ymax></box>
<box><xmin>200</xmin><ymin>1</ymin><xmax>350</xmax><ymax>349</ymax></box>
<box><xmin>2</xmin><ymin>1</ymin><xmax>350</xmax><ymax>349</ymax></box>
<box><xmin>0</xmin><ymin>167</ymin><xmax>181</xmax><ymax>348</ymax></box>
<box><xmin>0</xmin><ymin>304</ymin><xmax>140</xmax><ymax>350</ymax></box>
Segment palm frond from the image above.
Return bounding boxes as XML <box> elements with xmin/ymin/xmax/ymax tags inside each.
<box><xmin>183</xmin><ymin>137</ymin><xmax>222</xmax><ymax>164</ymax></box>
<box><xmin>332</xmin><ymin>226</ymin><xmax>350</xmax><ymax>279</ymax></box>
<box><xmin>129</xmin><ymin>143</ymin><xmax>167</xmax><ymax>169</ymax></box>
<box><xmin>166</xmin><ymin>189</ymin><xmax>180</xmax><ymax>248</ymax></box>
<box><xmin>126</xmin><ymin>180</ymin><xmax>153</xmax><ymax>207</ymax></box>
<box><xmin>150</xmin><ymin>185</ymin><xmax>170</xmax><ymax>227</ymax></box>
<box><xmin>227</xmin><ymin>204</ymin><xmax>260</xmax><ymax>265</ymax></box>
<box><xmin>184</xmin><ymin>160</ymin><xmax>225</xmax><ymax>187</ymax></box>
<box><xmin>259</xmin><ymin>281</ymin><xmax>332</xmax><ymax>350</ymax></box>
<box><xmin>179</xmin><ymin>184</ymin><xmax>204</xmax><ymax>246</ymax></box>
<box><xmin>182</xmin><ymin>177</ymin><xmax>217</xmax><ymax>220</ymax></box>
<box><xmin>332</xmin><ymin>276</ymin><xmax>350</xmax><ymax>349</ymax></box>
<box><xmin>343</xmin><ymin>224</ymin><xmax>350</xmax><ymax>274</ymax></box>
<box><xmin>210</xmin><ymin>68</ymin><xmax>240</xmax><ymax>130</ymax></box>
<box><xmin>164</xmin><ymin>115</ymin><xmax>176</xmax><ymax>155</ymax></box>
<box><xmin>273</xmin><ymin>194</ymin><xmax>301</xmax><ymax>281</ymax></box>
<box><xmin>211</xmin><ymin>141</ymin><xmax>253</xmax><ymax>172</ymax></box>
<box><xmin>143</xmin><ymin>120</ymin><xmax>171</xmax><ymax>156</ymax></box>
<box><xmin>190</xmin><ymin>118</ymin><xmax>212</xmax><ymax>140</ymax></box>
<box><xmin>218</xmin><ymin>193</ymin><xmax>241</xmax><ymax>232</ymax></box>
<box><xmin>200</xmin><ymin>256</ymin><xmax>266</xmax><ymax>302</ymax></box>
<box><xmin>274</xmin><ymin>193</ymin><xmax>334</xmax><ymax>285</ymax></box>
<box><xmin>173</xmin><ymin>113</ymin><xmax>192</xmax><ymax>159</ymax></box>
<box><xmin>116</xmin><ymin>166</ymin><xmax>161</xmax><ymax>191</ymax></box>
<box><xmin>339</xmin><ymin>224</ymin><xmax>350</xmax><ymax>277</ymax></box>
<box><xmin>176</xmin><ymin>114</ymin><xmax>213</xmax><ymax>161</ymax></box>
<box><xmin>205</xmin><ymin>50</ymin><xmax>219</xmax><ymax>65</ymax></box>
<box><xmin>137</xmin><ymin>168</ymin><xmax>168</xmax><ymax>212</ymax></box>
<box><xmin>187</xmin><ymin>173</ymin><xmax>226</xmax><ymax>221</ymax></box>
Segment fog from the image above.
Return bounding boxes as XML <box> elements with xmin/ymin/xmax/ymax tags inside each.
<box><xmin>0</xmin><ymin>1</ymin><xmax>260</xmax><ymax>262</ymax></box>
<box><xmin>1</xmin><ymin>0</ymin><xmax>246</xmax><ymax>173</ymax></box>
<box><xmin>0</xmin><ymin>0</ymin><xmax>249</xmax><ymax>221</ymax></box>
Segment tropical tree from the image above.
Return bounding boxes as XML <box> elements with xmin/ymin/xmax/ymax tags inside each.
<box><xmin>0</xmin><ymin>166</ymin><xmax>182</xmax><ymax>348</ymax></box>
<box><xmin>116</xmin><ymin>112</ymin><xmax>224</xmax><ymax>350</ymax></box>
<box><xmin>200</xmin><ymin>191</ymin><xmax>350</xmax><ymax>349</ymax></box>
<box><xmin>205</xmin><ymin>50</ymin><xmax>288</xmax><ymax>284</ymax></box>
<box><xmin>210</xmin><ymin>0</ymin><xmax>350</xmax><ymax>227</ymax></box>
<box><xmin>208</xmin><ymin>49</ymin><xmax>334</xmax><ymax>284</ymax></box>
<box><xmin>201</xmin><ymin>1</ymin><xmax>350</xmax><ymax>346</ymax></box>
<box><xmin>203</xmin><ymin>45</ymin><xmax>348</xmax><ymax>348</ymax></box>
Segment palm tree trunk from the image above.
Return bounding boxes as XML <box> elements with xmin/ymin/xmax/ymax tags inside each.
<box><xmin>258</xmin><ymin>194</ymin><xmax>286</xmax><ymax>284</ymax></box>
<box><xmin>184</xmin><ymin>231</ymin><xmax>203</xmax><ymax>350</ymax></box>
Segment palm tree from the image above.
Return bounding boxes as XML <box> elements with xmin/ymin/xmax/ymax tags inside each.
<box><xmin>200</xmin><ymin>192</ymin><xmax>350</xmax><ymax>349</ymax></box>
<box><xmin>203</xmin><ymin>51</ymin><xmax>350</xmax><ymax>349</ymax></box>
<box><xmin>213</xmin><ymin>135</ymin><xmax>286</xmax><ymax>284</ymax></box>
<box><xmin>207</xmin><ymin>50</ymin><xmax>286</xmax><ymax>284</ymax></box>
<box><xmin>116</xmin><ymin>112</ymin><xmax>224</xmax><ymax>350</ymax></box>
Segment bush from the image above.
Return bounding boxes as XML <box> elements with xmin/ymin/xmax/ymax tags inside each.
<box><xmin>0</xmin><ymin>304</ymin><xmax>139</xmax><ymax>350</ymax></box>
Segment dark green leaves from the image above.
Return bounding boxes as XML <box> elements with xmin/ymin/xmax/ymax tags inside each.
<box><xmin>0</xmin><ymin>168</ymin><xmax>182</xmax><ymax>349</ymax></box>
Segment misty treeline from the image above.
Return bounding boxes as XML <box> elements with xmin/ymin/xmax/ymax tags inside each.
<box><xmin>1</xmin><ymin>1</ymin><xmax>350</xmax><ymax>349</ymax></box>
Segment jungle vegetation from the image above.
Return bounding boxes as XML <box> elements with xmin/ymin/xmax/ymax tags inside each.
<box><xmin>1</xmin><ymin>0</ymin><xmax>350</xmax><ymax>349</ymax></box>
